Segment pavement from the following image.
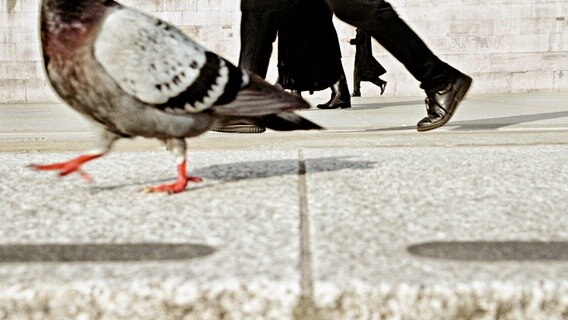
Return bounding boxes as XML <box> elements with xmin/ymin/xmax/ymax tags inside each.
<box><xmin>1</xmin><ymin>92</ymin><xmax>568</xmax><ymax>319</ymax></box>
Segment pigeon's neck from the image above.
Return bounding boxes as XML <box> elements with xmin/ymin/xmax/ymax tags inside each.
<box><xmin>42</xmin><ymin>0</ymin><xmax>114</xmax><ymax>23</ymax></box>
<box><xmin>41</xmin><ymin>0</ymin><xmax>115</xmax><ymax>55</ymax></box>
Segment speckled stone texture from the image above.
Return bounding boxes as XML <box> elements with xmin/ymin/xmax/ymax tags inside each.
<box><xmin>0</xmin><ymin>150</ymin><xmax>303</xmax><ymax>319</ymax></box>
<box><xmin>2</xmin><ymin>93</ymin><xmax>568</xmax><ymax>319</ymax></box>
<box><xmin>314</xmin><ymin>282</ymin><xmax>568</xmax><ymax>320</ymax></box>
<box><xmin>304</xmin><ymin>146</ymin><xmax>568</xmax><ymax>319</ymax></box>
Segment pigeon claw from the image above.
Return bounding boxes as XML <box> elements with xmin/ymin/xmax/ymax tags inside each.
<box><xmin>143</xmin><ymin>176</ymin><xmax>202</xmax><ymax>194</ymax></box>
<box><xmin>28</xmin><ymin>153</ymin><xmax>102</xmax><ymax>183</ymax></box>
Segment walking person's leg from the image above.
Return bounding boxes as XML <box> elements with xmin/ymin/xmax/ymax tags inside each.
<box><xmin>326</xmin><ymin>0</ymin><xmax>472</xmax><ymax>131</ymax></box>
<box><xmin>352</xmin><ymin>68</ymin><xmax>361</xmax><ymax>97</ymax></box>
<box><xmin>213</xmin><ymin>10</ymin><xmax>280</xmax><ymax>134</ymax></box>
<box><xmin>238</xmin><ymin>10</ymin><xmax>279</xmax><ymax>78</ymax></box>
<box><xmin>370</xmin><ymin>77</ymin><xmax>387</xmax><ymax>95</ymax></box>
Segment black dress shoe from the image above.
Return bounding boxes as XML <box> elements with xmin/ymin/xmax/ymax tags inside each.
<box><xmin>351</xmin><ymin>91</ymin><xmax>361</xmax><ymax>97</ymax></box>
<box><xmin>370</xmin><ymin>78</ymin><xmax>387</xmax><ymax>95</ymax></box>
<box><xmin>416</xmin><ymin>74</ymin><xmax>472</xmax><ymax>132</ymax></box>
<box><xmin>317</xmin><ymin>79</ymin><xmax>352</xmax><ymax>109</ymax></box>
<box><xmin>316</xmin><ymin>96</ymin><xmax>351</xmax><ymax>109</ymax></box>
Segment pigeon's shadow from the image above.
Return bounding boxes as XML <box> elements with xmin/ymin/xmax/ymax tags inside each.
<box><xmin>90</xmin><ymin>156</ymin><xmax>376</xmax><ymax>193</ymax></box>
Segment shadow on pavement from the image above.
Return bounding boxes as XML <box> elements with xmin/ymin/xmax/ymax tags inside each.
<box><xmin>408</xmin><ymin>241</ymin><xmax>568</xmax><ymax>261</ymax></box>
<box><xmin>0</xmin><ymin>243</ymin><xmax>215</xmax><ymax>263</ymax></box>
<box><xmin>327</xmin><ymin>110</ymin><xmax>568</xmax><ymax>133</ymax></box>
<box><xmin>89</xmin><ymin>156</ymin><xmax>376</xmax><ymax>193</ymax></box>
<box><xmin>449</xmin><ymin>110</ymin><xmax>568</xmax><ymax>131</ymax></box>
<box><xmin>193</xmin><ymin>156</ymin><xmax>376</xmax><ymax>181</ymax></box>
<box><xmin>350</xmin><ymin>99</ymin><xmax>424</xmax><ymax>111</ymax></box>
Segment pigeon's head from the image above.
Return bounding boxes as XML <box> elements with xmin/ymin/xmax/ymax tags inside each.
<box><xmin>41</xmin><ymin>0</ymin><xmax>116</xmax><ymax>24</ymax></box>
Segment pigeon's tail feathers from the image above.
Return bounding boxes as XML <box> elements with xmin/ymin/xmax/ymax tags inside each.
<box><xmin>255</xmin><ymin>113</ymin><xmax>323</xmax><ymax>131</ymax></box>
<box><xmin>214</xmin><ymin>112</ymin><xmax>323</xmax><ymax>132</ymax></box>
<box><xmin>213</xmin><ymin>73</ymin><xmax>311</xmax><ymax>117</ymax></box>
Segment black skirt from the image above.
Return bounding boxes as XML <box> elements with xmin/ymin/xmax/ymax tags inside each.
<box><xmin>277</xmin><ymin>0</ymin><xmax>343</xmax><ymax>92</ymax></box>
<box><xmin>351</xmin><ymin>28</ymin><xmax>386</xmax><ymax>81</ymax></box>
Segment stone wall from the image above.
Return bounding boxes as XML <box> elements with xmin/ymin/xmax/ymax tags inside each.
<box><xmin>0</xmin><ymin>0</ymin><xmax>567</xmax><ymax>103</ymax></box>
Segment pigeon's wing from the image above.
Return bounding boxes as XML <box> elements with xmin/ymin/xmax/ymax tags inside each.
<box><xmin>94</xmin><ymin>7</ymin><xmax>311</xmax><ymax>116</ymax></box>
<box><xmin>94</xmin><ymin>7</ymin><xmax>236</xmax><ymax>113</ymax></box>
<box><xmin>211</xmin><ymin>73</ymin><xmax>312</xmax><ymax>117</ymax></box>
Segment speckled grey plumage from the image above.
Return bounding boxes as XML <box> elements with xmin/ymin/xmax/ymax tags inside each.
<box><xmin>36</xmin><ymin>0</ymin><xmax>319</xmax><ymax>194</ymax></box>
<box><xmin>40</xmin><ymin>0</ymin><xmax>317</xmax><ymax>148</ymax></box>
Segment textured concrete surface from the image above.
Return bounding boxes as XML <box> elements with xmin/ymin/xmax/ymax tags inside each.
<box><xmin>304</xmin><ymin>146</ymin><xmax>568</xmax><ymax>319</ymax></box>
<box><xmin>1</xmin><ymin>93</ymin><xmax>568</xmax><ymax>319</ymax></box>
<box><xmin>2</xmin><ymin>92</ymin><xmax>568</xmax><ymax>152</ymax></box>
<box><xmin>0</xmin><ymin>151</ymin><xmax>303</xmax><ymax>319</ymax></box>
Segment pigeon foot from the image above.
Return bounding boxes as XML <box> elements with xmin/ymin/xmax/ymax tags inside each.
<box><xmin>143</xmin><ymin>176</ymin><xmax>202</xmax><ymax>194</ymax></box>
<box><xmin>28</xmin><ymin>153</ymin><xmax>103</xmax><ymax>182</ymax></box>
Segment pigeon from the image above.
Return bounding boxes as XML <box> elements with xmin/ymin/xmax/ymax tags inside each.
<box><xmin>31</xmin><ymin>0</ymin><xmax>322</xmax><ymax>193</ymax></box>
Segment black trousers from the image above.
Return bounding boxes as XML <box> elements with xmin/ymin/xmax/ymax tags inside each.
<box><xmin>325</xmin><ymin>0</ymin><xmax>459</xmax><ymax>91</ymax></box>
<box><xmin>240</xmin><ymin>0</ymin><xmax>461</xmax><ymax>91</ymax></box>
<box><xmin>238</xmin><ymin>10</ymin><xmax>282</xmax><ymax>78</ymax></box>
<box><xmin>277</xmin><ymin>0</ymin><xmax>345</xmax><ymax>92</ymax></box>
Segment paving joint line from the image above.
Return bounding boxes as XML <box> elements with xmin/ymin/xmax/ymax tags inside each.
<box><xmin>294</xmin><ymin>149</ymin><xmax>320</xmax><ymax>320</ymax></box>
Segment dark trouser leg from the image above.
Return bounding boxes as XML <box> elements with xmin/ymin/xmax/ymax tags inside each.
<box><xmin>325</xmin><ymin>0</ymin><xmax>460</xmax><ymax>91</ymax></box>
<box><xmin>327</xmin><ymin>0</ymin><xmax>471</xmax><ymax>132</ymax></box>
<box><xmin>238</xmin><ymin>10</ymin><xmax>280</xmax><ymax>78</ymax></box>
<box><xmin>353</xmin><ymin>69</ymin><xmax>361</xmax><ymax>95</ymax></box>
<box><xmin>335</xmin><ymin>62</ymin><xmax>350</xmax><ymax>97</ymax></box>
<box><xmin>213</xmin><ymin>10</ymin><xmax>278</xmax><ymax>133</ymax></box>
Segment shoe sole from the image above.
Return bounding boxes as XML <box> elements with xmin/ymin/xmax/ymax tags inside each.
<box><xmin>211</xmin><ymin>125</ymin><xmax>266</xmax><ymax>134</ymax></box>
<box><xmin>316</xmin><ymin>104</ymin><xmax>352</xmax><ymax>110</ymax></box>
<box><xmin>417</xmin><ymin>76</ymin><xmax>473</xmax><ymax>132</ymax></box>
